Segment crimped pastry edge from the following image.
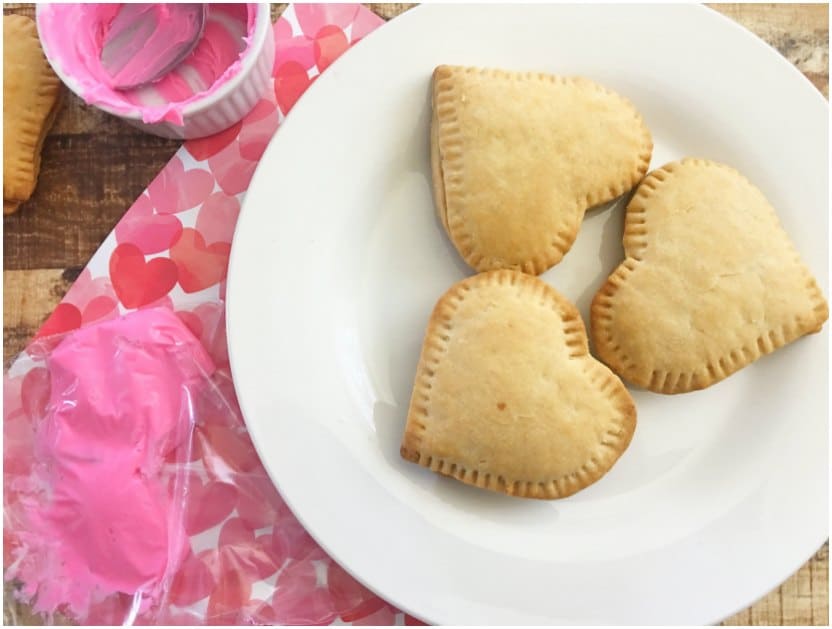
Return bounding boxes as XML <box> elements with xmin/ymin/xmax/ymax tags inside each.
<box><xmin>401</xmin><ymin>269</ymin><xmax>637</xmax><ymax>499</ymax></box>
<box><xmin>431</xmin><ymin>64</ymin><xmax>654</xmax><ymax>275</ymax></box>
<box><xmin>3</xmin><ymin>14</ymin><xmax>64</xmax><ymax>204</ymax></box>
<box><xmin>590</xmin><ymin>157</ymin><xmax>830</xmax><ymax>394</ymax></box>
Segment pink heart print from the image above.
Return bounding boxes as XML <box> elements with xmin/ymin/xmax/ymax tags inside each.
<box><xmin>350</xmin><ymin>6</ymin><xmax>385</xmax><ymax>42</ymax></box>
<box><xmin>274</xmin><ymin>19</ymin><xmax>317</xmax><ymax>72</ymax></box>
<box><xmin>235</xmin><ymin>472</ymin><xmax>288</xmax><ymax>529</ymax></box>
<box><xmin>328</xmin><ymin>562</ymin><xmax>388</xmax><ymax>622</ymax></box>
<box><xmin>238</xmin><ymin>99</ymin><xmax>281</xmax><ymax>161</ymax></box>
<box><xmin>147</xmin><ymin>156</ymin><xmax>215</xmax><ymax>214</ymax></box>
<box><xmin>169</xmin><ymin>228</ymin><xmax>231</xmax><ymax>294</ymax></box>
<box><xmin>205</xmin><ymin>555</ymin><xmax>253</xmax><ymax>624</ymax></box>
<box><xmin>36</xmin><ymin>302</ymin><xmax>82</xmax><ymax>339</ymax></box>
<box><xmin>184</xmin><ymin>120</ymin><xmax>243</xmax><ymax>161</ymax></box>
<box><xmin>294</xmin><ymin>3</ymin><xmax>361</xmax><ymax>34</ymax></box>
<box><xmin>272</xmin><ymin>559</ymin><xmax>339</xmax><ymax>625</ymax></box>
<box><xmin>21</xmin><ymin>367</ymin><xmax>51</xmax><ymax>424</ymax></box>
<box><xmin>115</xmin><ymin>194</ymin><xmax>183</xmax><ymax>254</ymax></box>
<box><xmin>109</xmin><ymin>243</ymin><xmax>179</xmax><ymax>308</ymax></box>
<box><xmin>209</xmin><ymin>151</ymin><xmax>260</xmax><ymax>195</ymax></box>
<box><xmin>217</xmin><ymin>519</ymin><xmax>281</xmax><ymax>582</ymax></box>
<box><xmin>313</xmin><ymin>24</ymin><xmax>350</xmax><ymax>71</ymax></box>
<box><xmin>2</xmin><ymin>6</ymin><xmax>422</xmax><ymax>627</ymax></box>
<box><xmin>274</xmin><ymin>60</ymin><xmax>313</xmax><ymax>115</ymax></box>
<box><xmin>183</xmin><ymin>472</ymin><xmax>238</xmax><ymax>536</ymax></box>
<box><xmin>80</xmin><ymin>296</ymin><xmax>119</xmax><ymax>325</ymax></box>
<box><xmin>201</xmin><ymin>98</ymin><xmax>281</xmax><ymax>195</ymax></box>
<box><xmin>168</xmin><ymin>551</ymin><xmax>216</xmax><ymax>607</ymax></box>
<box><xmin>195</xmin><ymin>192</ymin><xmax>241</xmax><ymax>245</ymax></box>
<box><xmin>177</xmin><ymin>302</ymin><xmax>229</xmax><ymax>368</ymax></box>
<box><xmin>63</xmin><ymin>269</ymin><xmax>120</xmax><ymax>326</ymax></box>
<box><xmin>198</xmin><ymin>423</ymin><xmax>261</xmax><ymax>478</ymax></box>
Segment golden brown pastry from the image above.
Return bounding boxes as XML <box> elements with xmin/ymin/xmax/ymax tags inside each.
<box><xmin>431</xmin><ymin>65</ymin><xmax>652</xmax><ymax>274</ymax></box>
<box><xmin>401</xmin><ymin>270</ymin><xmax>636</xmax><ymax>499</ymax></box>
<box><xmin>591</xmin><ymin>158</ymin><xmax>828</xmax><ymax>393</ymax></box>
<box><xmin>3</xmin><ymin>14</ymin><xmax>64</xmax><ymax>214</ymax></box>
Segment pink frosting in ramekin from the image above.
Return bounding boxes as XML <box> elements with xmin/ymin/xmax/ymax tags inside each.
<box><xmin>37</xmin><ymin>3</ymin><xmax>258</xmax><ymax>125</ymax></box>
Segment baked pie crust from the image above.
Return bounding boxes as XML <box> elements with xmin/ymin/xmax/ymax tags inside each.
<box><xmin>401</xmin><ymin>270</ymin><xmax>637</xmax><ymax>499</ymax></box>
<box><xmin>431</xmin><ymin>65</ymin><xmax>652</xmax><ymax>274</ymax></box>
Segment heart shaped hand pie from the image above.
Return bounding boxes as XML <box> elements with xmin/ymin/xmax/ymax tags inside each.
<box><xmin>591</xmin><ymin>158</ymin><xmax>828</xmax><ymax>394</ymax></box>
<box><xmin>401</xmin><ymin>270</ymin><xmax>636</xmax><ymax>499</ymax></box>
<box><xmin>431</xmin><ymin>65</ymin><xmax>653</xmax><ymax>275</ymax></box>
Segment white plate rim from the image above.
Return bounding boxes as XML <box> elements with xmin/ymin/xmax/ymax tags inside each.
<box><xmin>227</xmin><ymin>4</ymin><xmax>829</xmax><ymax>624</ymax></box>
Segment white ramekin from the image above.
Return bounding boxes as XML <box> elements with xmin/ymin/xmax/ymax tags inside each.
<box><xmin>36</xmin><ymin>3</ymin><xmax>274</xmax><ymax>139</ymax></box>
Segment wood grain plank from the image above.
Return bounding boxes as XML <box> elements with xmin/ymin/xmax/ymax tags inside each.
<box><xmin>2</xmin><ymin>3</ymin><xmax>33</xmax><ymax>18</ymax></box>
<box><xmin>708</xmin><ymin>3</ymin><xmax>829</xmax><ymax>97</ymax></box>
<box><xmin>810</xmin><ymin>543</ymin><xmax>830</xmax><ymax>625</ymax></box>
<box><xmin>721</xmin><ymin>544</ymin><xmax>829</xmax><ymax>626</ymax></box>
<box><xmin>723</xmin><ymin>605</ymin><xmax>751</xmax><ymax>626</ymax></box>
<box><xmin>3</xmin><ymin>268</ymin><xmax>74</xmax><ymax>329</ymax></box>
<box><xmin>366</xmin><ymin>3</ymin><xmax>417</xmax><ymax>20</ymax></box>
<box><xmin>3</xmin><ymin>268</ymin><xmax>75</xmax><ymax>364</ymax></box>
<box><xmin>3</xmin><ymin>129</ymin><xmax>179</xmax><ymax>270</ymax></box>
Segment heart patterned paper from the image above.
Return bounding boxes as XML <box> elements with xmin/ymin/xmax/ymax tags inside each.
<box><xmin>3</xmin><ymin>5</ymin><xmax>425</xmax><ymax>626</ymax></box>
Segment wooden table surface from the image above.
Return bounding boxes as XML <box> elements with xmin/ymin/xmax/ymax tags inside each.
<box><xmin>2</xmin><ymin>3</ymin><xmax>828</xmax><ymax>626</ymax></box>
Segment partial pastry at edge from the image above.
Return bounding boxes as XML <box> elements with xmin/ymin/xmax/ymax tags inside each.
<box><xmin>3</xmin><ymin>14</ymin><xmax>64</xmax><ymax>212</ymax></box>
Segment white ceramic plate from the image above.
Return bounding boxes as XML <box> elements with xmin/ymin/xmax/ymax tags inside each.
<box><xmin>227</xmin><ymin>5</ymin><xmax>828</xmax><ymax>624</ymax></box>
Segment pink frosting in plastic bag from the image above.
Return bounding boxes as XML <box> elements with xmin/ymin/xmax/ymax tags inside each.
<box><xmin>10</xmin><ymin>308</ymin><xmax>215</xmax><ymax>620</ymax></box>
